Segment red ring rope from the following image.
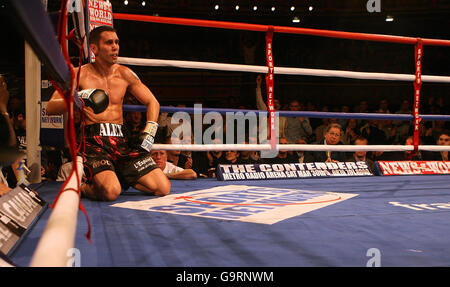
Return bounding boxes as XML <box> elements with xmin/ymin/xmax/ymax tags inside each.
<box><xmin>113</xmin><ymin>13</ymin><xmax>450</xmax><ymax>46</ymax></box>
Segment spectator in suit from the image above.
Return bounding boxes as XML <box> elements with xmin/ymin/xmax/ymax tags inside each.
<box><xmin>294</xmin><ymin>138</ymin><xmax>308</xmax><ymax>163</ymax></box>
<box><xmin>263</xmin><ymin>137</ymin><xmax>298</xmax><ymax>164</ymax></box>
<box><xmin>346</xmin><ymin>136</ymin><xmax>375</xmax><ymax>172</ymax></box>
<box><xmin>305</xmin><ymin>123</ymin><xmax>348</xmax><ymax>163</ymax></box>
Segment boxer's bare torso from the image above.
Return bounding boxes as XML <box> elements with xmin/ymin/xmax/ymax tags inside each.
<box><xmin>44</xmin><ymin>27</ymin><xmax>169</xmax><ymax>201</ymax></box>
<box><xmin>75</xmin><ymin>63</ymin><xmax>133</xmax><ymax>125</ymax></box>
<box><xmin>46</xmin><ymin>30</ymin><xmax>158</xmax><ymax>124</ymax></box>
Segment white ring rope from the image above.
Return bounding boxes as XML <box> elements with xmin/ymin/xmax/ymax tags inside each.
<box><xmin>30</xmin><ymin>156</ymin><xmax>84</xmax><ymax>267</ymax></box>
<box><xmin>123</xmin><ymin>55</ymin><xmax>450</xmax><ymax>153</ymax></box>
<box><xmin>152</xmin><ymin>144</ymin><xmax>450</xmax><ymax>152</ymax></box>
<box><xmin>119</xmin><ymin>57</ymin><xmax>450</xmax><ymax>83</ymax></box>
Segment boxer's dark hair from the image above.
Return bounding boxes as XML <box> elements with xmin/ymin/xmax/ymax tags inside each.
<box><xmin>89</xmin><ymin>26</ymin><xmax>116</xmax><ymax>45</ymax></box>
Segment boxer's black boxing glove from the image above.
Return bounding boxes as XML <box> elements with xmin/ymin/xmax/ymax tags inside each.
<box><xmin>140</xmin><ymin>121</ymin><xmax>159</xmax><ymax>152</ymax></box>
<box><xmin>74</xmin><ymin>89</ymin><xmax>109</xmax><ymax>114</ymax></box>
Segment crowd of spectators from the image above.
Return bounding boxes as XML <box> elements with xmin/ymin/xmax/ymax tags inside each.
<box><xmin>0</xmin><ymin>66</ymin><xmax>449</xmax><ymax>191</ymax></box>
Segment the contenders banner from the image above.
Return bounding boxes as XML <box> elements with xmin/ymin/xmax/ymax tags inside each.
<box><xmin>217</xmin><ymin>162</ymin><xmax>373</xmax><ymax>181</ymax></box>
<box><xmin>377</xmin><ymin>161</ymin><xmax>450</xmax><ymax>176</ymax></box>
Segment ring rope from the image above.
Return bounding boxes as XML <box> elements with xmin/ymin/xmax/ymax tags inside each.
<box><xmin>151</xmin><ymin>144</ymin><xmax>450</xmax><ymax>152</ymax></box>
<box><xmin>113</xmin><ymin>13</ymin><xmax>450</xmax><ymax>46</ymax></box>
<box><xmin>115</xmin><ymin>15</ymin><xmax>450</xmax><ymax>155</ymax></box>
<box><xmin>123</xmin><ymin>105</ymin><xmax>450</xmax><ymax>122</ymax></box>
<box><xmin>118</xmin><ymin>57</ymin><xmax>450</xmax><ymax>84</ymax></box>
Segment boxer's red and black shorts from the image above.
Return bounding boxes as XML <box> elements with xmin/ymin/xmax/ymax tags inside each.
<box><xmin>81</xmin><ymin>123</ymin><xmax>158</xmax><ymax>190</ymax></box>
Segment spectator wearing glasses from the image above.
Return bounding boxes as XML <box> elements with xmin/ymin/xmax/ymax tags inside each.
<box><xmin>305</xmin><ymin>123</ymin><xmax>348</xmax><ymax>163</ymax></box>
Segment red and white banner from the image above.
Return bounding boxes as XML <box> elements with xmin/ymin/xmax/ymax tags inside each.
<box><xmin>377</xmin><ymin>161</ymin><xmax>450</xmax><ymax>176</ymax></box>
<box><xmin>265</xmin><ymin>27</ymin><xmax>276</xmax><ymax>148</ymax></box>
<box><xmin>87</xmin><ymin>0</ymin><xmax>114</xmax><ymax>61</ymax></box>
<box><xmin>412</xmin><ymin>39</ymin><xmax>423</xmax><ymax>153</ymax></box>
<box><xmin>87</xmin><ymin>0</ymin><xmax>113</xmax><ymax>30</ymax></box>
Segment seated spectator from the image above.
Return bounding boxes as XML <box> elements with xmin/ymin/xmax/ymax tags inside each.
<box><xmin>314</xmin><ymin>117</ymin><xmax>331</xmax><ymax>143</ymax></box>
<box><xmin>402</xmin><ymin>136</ymin><xmax>424</xmax><ymax>161</ymax></box>
<box><xmin>294</xmin><ymin>138</ymin><xmax>308</xmax><ymax>163</ymax></box>
<box><xmin>0</xmin><ymin>147</ymin><xmax>23</xmax><ymax>196</ymax></box>
<box><xmin>369</xmin><ymin>149</ymin><xmax>402</xmax><ymax>162</ymax></box>
<box><xmin>2</xmin><ymin>104</ymin><xmax>28</xmax><ymax>187</ymax></box>
<box><xmin>124</xmin><ymin>111</ymin><xmax>145</xmax><ymax>135</ymax></box>
<box><xmin>237</xmin><ymin>140</ymin><xmax>261</xmax><ymax>164</ymax></box>
<box><xmin>423</xmin><ymin>96</ymin><xmax>440</xmax><ymax>115</ymax></box>
<box><xmin>394</xmin><ymin>99</ymin><xmax>411</xmax><ymax>143</ymax></box>
<box><xmin>0</xmin><ymin>74</ymin><xmax>23</xmax><ymax>195</ymax></box>
<box><xmin>206</xmin><ymin>138</ymin><xmax>227</xmax><ymax>172</ymax></box>
<box><xmin>150</xmin><ymin>149</ymin><xmax>197</xmax><ymax>180</ymax></box>
<box><xmin>166</xmin><ymin>136</ymin><xmax>192</xmax><ymax>170</ymax></box>
<box><xmin>191</xmin><ymin>150</ymin><xmax>210</xmax><ymax>178</ymax></box>
<box><xmin>305</xmin><ymin>123</ymin><xmax>348</xmax><ymax>163</ymax></box>
<box><xmin>346</xmin><ymin>136</ymin><xmax>375</xmax><ymax>172</ymax></box>
<box><xmin>354</xmin><ymin>100</ymin><xmax>369</xmax><ymax>127</ymax></box>
<box><xmin>186</xmin><ymin>138</ymin><xmax>224</xmax><ymax>178</ymax></box>
<box><xmin>255</xmin><ymin>75</ymin><xmax>286</xmax><ymax>138</ymax></box>
<box><xmin>419</xmin><ymin>121</ymin><xmax>436</xmax><ymax>145</ymax></box>
<box><xmin>338</xmin><ymin>105</ymin><xmax>350</xmax><ymax>128</ymax></box>
<box><xmin>378</xmin><ymin>118</ymin><xmax>398</xmax><ymax>144</ymax></box>
<box><xmin>355</xmin><ymin>100</ymin><xmax>369</xmax><ymax>113</ymax></box>
<box><xmin>342</xmin><ymin>118</ymin><xmax>360</xmax><ymax>145</ymax></box>
<box><xmin>224</xmin><ymin>150</ymin><xmax>240</xmax><ymax>164</ymax></box>
<box><xmin>436</xmin><ymin>96</ymin><xmax>449</xmax><ymax>114</ymax></box>
<box><xmin>423</xmin><ymin>130</ymin><xmax>449</xmax><ymax>161</ymax></box>
<box><xmin>284</xmin><ymin>100</ymin><xmax>313</xmax><ymax>144</ymax></box>
<box><xmin>157</xmin><ymin>104</ymin><xmax>188</xmax><ymax>139</ymax></box>
<box><xmin>307</xmin><ymin>102</ymin><xmax>321</xmax><ymax>130</ymax></box>
<box><xmin>360</xmin><ymin>119</ymin><xmax>387</xmax><ymax>145</ymax></box>
<box><xmin>10</xmin><ymin>105</ymin><xmax>26</xmax><ymax>150</ymax></box>
<box><xmin>263</xmin><ymin>137</ymin><xmax>298</xmax><ymax>164</ymax></box>
<box><xmin>377</xmin><ymin>99</ymin><xmax>391</xmax><ymax>114</ymax></box>
<box><xmin>431</xmin><ymin>120</ymin><xmax>447</xmax><ymax>142</ymax></box>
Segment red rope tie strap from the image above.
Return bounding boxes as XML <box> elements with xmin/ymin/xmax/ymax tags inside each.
<box><xmin>50</xmin><ymin>0</ymin><xmax>91</xmax><ymax>242</ymax></box>
<box><xmin>265</xmin><ymin>26</ymin><xmax>276</xmax><ymax>148</ymax></box>
<box><xmin>412</xmin><ymin>38</ymin><xmax>423</xmax><ymax>154</ymax></box>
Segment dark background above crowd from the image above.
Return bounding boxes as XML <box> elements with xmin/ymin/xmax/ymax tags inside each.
<box><xmin>0</xmin><ymin>0</ymin><xmax>449</xmax><ymax>109</ymax></box>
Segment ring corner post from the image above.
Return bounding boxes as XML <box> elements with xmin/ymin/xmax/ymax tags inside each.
<box><xmin>25</xmin><ymin>41</ymin><xmax>42</xmax><ymax>184</ymax></box>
